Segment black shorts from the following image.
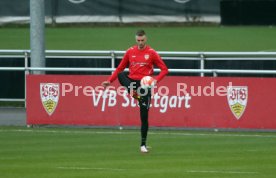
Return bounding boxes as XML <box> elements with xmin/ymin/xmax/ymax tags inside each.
<box><xmin>118</xmin><ymin>72</ymin><xmax>151</xmax><ymax>109</ymax></box>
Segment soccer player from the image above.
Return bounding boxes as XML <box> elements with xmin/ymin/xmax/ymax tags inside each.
<box><xmin>102</xmin><ymin>29</ymin><xmax>168</xmax><ymax>153</ymax></box>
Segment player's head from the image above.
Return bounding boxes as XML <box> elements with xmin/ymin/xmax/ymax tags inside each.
<box><xmin>135</xmin><ymin>29</ymin><xmax>147</xmax><ymax>50</ymax></box>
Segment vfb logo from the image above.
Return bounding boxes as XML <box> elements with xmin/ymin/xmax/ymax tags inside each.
<box><xmin>227</xmin><ymin>86</ymin><xmax>248</xmax><ymax>120</ymax></box>
<box><xmin>40</xmin><ymin>83</ymin><xmax>60</xmax><ymax>116</ymax></box>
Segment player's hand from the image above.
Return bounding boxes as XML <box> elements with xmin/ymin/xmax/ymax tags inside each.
<box><xmin>102</xmin><ymin>81</ymin><xmax>110</xmax><ymax>88</ymax></box>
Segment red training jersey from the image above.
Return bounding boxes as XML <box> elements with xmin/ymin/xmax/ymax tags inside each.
<box><xmin>108</xmin><ymin>45</ymin><xmax>168</xmax><ymax>83</ymax></box>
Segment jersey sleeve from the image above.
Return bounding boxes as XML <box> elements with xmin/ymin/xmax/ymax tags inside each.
<box><xmin>152</xmin><ymin>50</ymin><xmax>169</xmax><ymax>82</ymax></box>
<box><xmin>108</xmin><ymin>49</ymin><xmax>130</xmax><ymax>83</ymax></box>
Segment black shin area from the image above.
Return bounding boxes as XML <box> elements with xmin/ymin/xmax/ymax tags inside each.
<box><xmin>140</xmin><ymin>105</ymin><xmax>149</xmax><ymax>146</ymax></box>
<box><xmin>139</xmin><ymin>90</ymin><xmax>151</xmax><ymax>146</ymax></box>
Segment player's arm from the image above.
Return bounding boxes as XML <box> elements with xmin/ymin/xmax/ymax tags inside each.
<box><xmin>102</xmin><ymin>50</ymin><xmax>130</xmax><ymax>87</ymax></box>
<box><xmin>152</xmin><ymin>51</ymin><xmax>168</xmax><ymax>83</ymax></box>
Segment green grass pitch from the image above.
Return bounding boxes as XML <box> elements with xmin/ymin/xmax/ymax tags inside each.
<box><xmin>1</xmin><ymin>127</ymin><xmax>276</xmax><ymax>178</ymax></box>
<box><xmin>1</xmin><ymin>26</ymin><xmax>276</xmax><ymax>177</ymax></box>
<box><xmin>0</xmin><ymin>26</ymin><xmax>276</xmax><ymax>51</ymax></box>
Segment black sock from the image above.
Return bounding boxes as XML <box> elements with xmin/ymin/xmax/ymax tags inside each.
<box><xmin>139</xmin><ymin>95</ymin><xmax>150</xmax><ymax>146</ymax></box>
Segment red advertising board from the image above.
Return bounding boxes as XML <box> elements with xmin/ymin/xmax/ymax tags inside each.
<box><xmin>27</xmin><ymin>75</ymin><xmax>276</xmax><ymax>129</ymax></box>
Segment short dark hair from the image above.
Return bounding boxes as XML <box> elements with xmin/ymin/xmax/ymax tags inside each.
<box><xmin>136</xmin><ymin>29</ymin><xmax>146</xmax><ymax>36</ymax></box>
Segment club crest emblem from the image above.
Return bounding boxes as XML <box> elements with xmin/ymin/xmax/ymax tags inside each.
<box><xmin>227</xmin><ymin>86</ymin><xmax>248</xmax><ymax>120</ymax></box>
<box><xmin>40</xmin><ymin>83</ymin><xmax>59</xmax><ymax>115</ymax></box>
<box><xmin>144</xmin><ymin>54</ymin><xmax>149</xmax><ymax>60</ymax></box>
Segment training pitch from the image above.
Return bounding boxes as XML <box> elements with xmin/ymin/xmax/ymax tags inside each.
<box><xmin>0</xmin><ymin>127</ymin><xmax>276</xmax><ymax>178</ymax></box>
<box><xmin>1</xmin><ymin>25</ymin><xmax>276</xmax><ymax>178</ymax></box>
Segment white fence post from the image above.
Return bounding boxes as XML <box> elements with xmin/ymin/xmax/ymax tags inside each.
<box><xmin>200</xmin><ymin>53</ymin><xmax>205</xmax><ymax>77</ymax></box>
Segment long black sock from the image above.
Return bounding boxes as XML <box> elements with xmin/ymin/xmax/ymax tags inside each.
<box><xmin>140</xmin><ymin>105</ymin><xmax>148</xmax><ymax>146</ymax></box>
<box><xmin>139</xmin><ymin>91</ymin><xmax>151</xmax><ymax>146</ymax></box>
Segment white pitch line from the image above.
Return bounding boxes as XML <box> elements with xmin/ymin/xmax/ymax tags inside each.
<box><xmin>259</xmin><ymin>49</ymin><xmax>276</xmax><ymax>52</ymax></box>
<box><xmin>150</xmin><ymin>132</ymin><xmax>276</xmax><ymax>138</ymax></box>
<box><xmin>57</xmin><ymin>166</ymin><xmax>125</xmax><ymax>171</ymax></box>
<box><xmin>186</xmin><ymin>170</ymin><xmax>258</xmax><ymax>174</ymax></box>
<box><xmin>1</xmin><ymin>129</ymin><xmax>276</xmax><ymax>138</ymax></box>
<box><xmin>57</xmin><ymin>167</ymin><xmax>257</xmax><ymax>174</ymax></box>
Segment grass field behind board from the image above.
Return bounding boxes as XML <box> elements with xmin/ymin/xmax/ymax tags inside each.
<box><xmin>0</xmin><ymin>26</ymin><xmax>276</xmax><ymax>51</ymax></box>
